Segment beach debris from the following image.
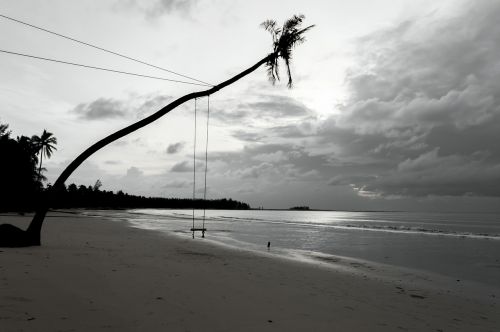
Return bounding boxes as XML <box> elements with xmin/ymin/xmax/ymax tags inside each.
<box><xmin>396</xmin><ymin>286</ymin><xmax>405</xmax><ymax>294</ymax></box>
<box><xmin>24</xmin><ymin>312</ymin><xmax>35</xmax><ymax>321</ymax></box>
<box><xmin>410</xmin><ymin>294</ymin><xmax>426</xmax><ymax>299</ymax></box>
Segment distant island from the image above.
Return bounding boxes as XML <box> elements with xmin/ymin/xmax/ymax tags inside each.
<box><xmin>289</xmin><ymin>206</ymin><xmax>310</xmax><ymax>211</ymax></box>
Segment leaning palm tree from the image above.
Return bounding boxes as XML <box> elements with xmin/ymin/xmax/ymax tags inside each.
<box><xmin>32</xmin><ymin>130</ymin><xmax>57</xmax><ymax>181</ymax></box>
<box><xmin>0</xmin><ymin>15</ymin><xmax>314</xmax><ymax>247</ymax></box>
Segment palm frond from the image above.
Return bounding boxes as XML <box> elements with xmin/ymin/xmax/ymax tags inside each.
<box><xmin>260</xmin><ymin>19</ymin><xmax>276</xmax><ymax>33</ymax></box>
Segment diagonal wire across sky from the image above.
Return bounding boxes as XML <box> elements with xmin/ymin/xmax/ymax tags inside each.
<box><xmin>0</xmin><ymin>13</ymin><xmax>214</xmax><ymax>87</ymax></box>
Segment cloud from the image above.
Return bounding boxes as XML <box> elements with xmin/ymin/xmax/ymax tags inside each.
<box><xmin>171</xmin><ymin>160</ymin><xmax>199</xmax><ymax>172</ymax></box>
<box><xmin>253</xmin><ymin>150</ymin><xmax>288</xmax><ymax>163</ymax></box>
<box><xmin>166</xmin><ymin>141</ymin><xmax>185</xmax><ymax>154</ymax></box>
<box><xmin>74</xmin><ymin>98</ymin><xmax>127</xmax><ymax>120</ymax></box>
<box><xmin>328</xmin><ymin>175</ymin><xmax>377</xmax><ymax>186</ymax></box>
<box><xmin>242</xmin><ymin>95</ymin><xmax>311</xmax><ymax>118</ymax></box>
<box><xmin>212</xmin><ymin>95</ymin><xmax>311</xmax><ymax>124</ymax></box>
<box><xmin>209</xmin><ymin>144</ymin><xmax>328</xmax><ymax>183</ymax></box>
<box><xmin>136</xmin><ymin>94</ymin><xmax>172</xmax><ymax>118</ymax></box>
<box><xmin>268</xmin><ymin>122</ymin><xmax>315</xmax><ymax>138</ymax></box>
<box><xmin>321</xmin><ymin>0</ymin><xmax>500</xmax><ymax>198</ymax></box>
<box><xmin>210</xmin><ymin>108</ymin><xmax>249</xmax><ymax>124</ymax></box>
<box><xmin>150</xmin><ymin>0</ymin><xmax>198</xmax><ymax>16</ymax></box>
<box><xmin>104</xmin><ymin>160</ymin><xmax>121</xmax><ymax>165</ymax></box>
<box><xmin>116</xmin><ymin>0</ymin><xmax>199</xmax><ymax>17</ymax></box>
<box><xmin>72</xmin><ymin>93</ymin><xmax>174</xmax><ymax>121</ymax></box>
<box><xmin>125</xmin><ymin>166</ymin><xmax>144</xmax><ymax>178</ymax></box>
<box><xmin>162</xmin><ymin>179</ymin><xmax>190</xmax><ymax>188</ymax></box>
<box><xmin>358</xmin><ymin>149</ymin><xmax>500</xmax><ymax>197</ymax></box>
<box><xmin>231</xmin><ymin>130</ymin><xmax>266</xmax><ymax>142</ymax></box>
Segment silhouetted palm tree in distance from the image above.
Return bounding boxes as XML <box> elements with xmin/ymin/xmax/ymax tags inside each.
<box><xmin>32</xmin><ymin>130</ymin><xmax>57</xmax><ymax>181</ymax></box>
<box><xmin>0</xmin><ymin>15</ymin><xmax>314</xmax><ymax>247</ymax></box>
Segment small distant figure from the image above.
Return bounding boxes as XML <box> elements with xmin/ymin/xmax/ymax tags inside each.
<box><xmin>267</xmin><ymin>241</ymin><xmax>271</xmax><ymax>249</ymax></box>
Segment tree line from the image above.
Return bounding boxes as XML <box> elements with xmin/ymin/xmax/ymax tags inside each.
<box><xmin>0</xmin><ymin>122</ymin><xmax>50</xmax><ymax>211</ymax></box>
<box><xmin>0</xmin><ymin>121</ymin><xmax>249</xmax><ymax>212</ymax></box>
<box><xmin>47</xmin><ymin>181</ymin><xmax>250</xmax><ymax>210</ymax></box>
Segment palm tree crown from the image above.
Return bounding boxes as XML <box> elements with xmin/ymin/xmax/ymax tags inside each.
<box><xmin>32</xmin><ymin>129</ymin><xmax>57</xmax><ymax>180</ymax></box>
<box><xmin>261</xmin><ymin>14</ymin><xmax>315</xmax><ymax>88</ymax></box>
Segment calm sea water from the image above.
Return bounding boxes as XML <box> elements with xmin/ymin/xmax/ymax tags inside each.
<box><xmin>90</xmin><ymin>209</ymin><xmax>500</xmax><ymax>290</ymax></box>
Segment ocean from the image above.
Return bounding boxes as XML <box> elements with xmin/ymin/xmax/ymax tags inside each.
<box><xmin>87</xmin><ymin>209</ymin><xmax>500</xmax><ymax>292</ymax></box>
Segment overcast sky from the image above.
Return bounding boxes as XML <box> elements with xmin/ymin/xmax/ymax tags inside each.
<box><xmin>2</xmin><ymin>0</ymin><xmax>500</xmax><ymax>211</ymax></box>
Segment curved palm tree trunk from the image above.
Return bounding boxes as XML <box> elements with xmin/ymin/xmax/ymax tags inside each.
<box><xmin>26</xmin><ymin>54</ymin><xmax>274</xmax><ymax>245</ymax></box>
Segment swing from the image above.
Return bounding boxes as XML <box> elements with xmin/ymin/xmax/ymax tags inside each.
<box><xmin>190</xmin><ymin>96</ymin><xmax>210</xmax><ymax>238</ymax></box>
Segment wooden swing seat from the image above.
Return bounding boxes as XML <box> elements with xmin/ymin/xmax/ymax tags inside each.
<box><xmin>190</xmin><ymin>228</ymin><xmax>207</xmax><ymax>232</ymax></box>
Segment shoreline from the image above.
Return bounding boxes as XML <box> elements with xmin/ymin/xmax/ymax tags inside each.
<box><xmin>120</xmin><ymin>208</ymin><xmax>500</xmax><ymax>292</ymax></box>
<box><xmin>125</xmin><ymin>213</ymin><xmax>500</xmax><ymax>304</ymax></box>
<box><xmin>1</xmin><ymin>211</ymin><xmax>499</xmax><ymax>331</ymax></box>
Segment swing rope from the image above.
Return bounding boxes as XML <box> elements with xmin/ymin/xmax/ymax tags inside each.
<box><xmin>192</xmin><ymin>98</ymin><xmax>197</xmax><ymax>239</ymax></box>
<box><xmin>202</xmin><ymin>95</ymin><xmax>210</xmax><ymax>231</ymax></box>
<box><xmin>191</xmin><ymin>96</ymin><xmax>210</xmax><ymax>238</ymax></box>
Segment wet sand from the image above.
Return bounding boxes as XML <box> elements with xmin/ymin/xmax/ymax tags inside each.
<box><xmin>1</xmin><ymin>212</ymin><xmax>498</xmax><ymax>331</ymax></box>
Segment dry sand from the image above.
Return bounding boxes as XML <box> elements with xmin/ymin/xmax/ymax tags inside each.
<box><xmin>1</xmin><ymin>211</ymin><xmax>498</xmax><ymax>331</ymax></box>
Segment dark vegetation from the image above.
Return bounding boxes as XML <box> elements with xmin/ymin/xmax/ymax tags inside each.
<box><xmin>290</xmin><ymin>206</ymin><xmax>310</xmax><ymax>211</ymax></box>
<box><xmin>0</xmin><ymin>121</ymin><xmax>249</xmax><ymax>213</ymax></box>
<box><xmin>0</xmin><ymin>122</ymin><xmax>44</xmax><ymax>212</ymax></box>
<box><xmin>48</xmin><ymin>182</ymin><xmax>250</xmax><ymax>210</ymax></box>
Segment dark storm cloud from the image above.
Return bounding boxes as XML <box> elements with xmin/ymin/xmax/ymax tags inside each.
<box><xmin>166</xmin><ymin>141</ymin><xmax>185</xmax><ymax>154</ymax></box>
<box><xmin>325</xmin><ymin>0</ymin><xmax>500</xmax><ymax>198</ymax></box>
<box><xmin>327</xmin><ymin>175</ymin><xmax>377</xmax><ymax>186</ymax></box>
<box><xmin>209</xmin><ymin>144</ymin><xmax>328</xmax><ymax>182</ymax></box>
<box><xmin>359</xmin><ymin>149</ymin><xmax>500</xmax><ymax>197</ymax></box>
<box><xmin>74</xmin><ymin>98</ymin><xmax>127</xmax><ymax>120</ymax></box>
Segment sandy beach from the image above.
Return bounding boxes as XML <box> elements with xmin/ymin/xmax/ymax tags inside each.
<box><xmin>1</xmin><ymin>211</ymin><xmax>498</xmax><ymax>331</ymax></box>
